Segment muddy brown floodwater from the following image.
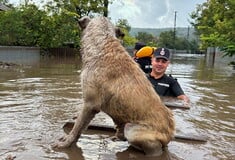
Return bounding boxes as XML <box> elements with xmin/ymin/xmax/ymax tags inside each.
<box><xmin>0</xmin><ymin>54</ymin><xmax>234</xmax><ymax>160</ymax></box>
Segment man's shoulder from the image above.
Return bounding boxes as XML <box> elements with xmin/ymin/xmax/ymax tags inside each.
<box><xmin>163</xmin><ymin>74</ymin><xmax>175</xmax><ymax>79</ymax></box>
<box><xmin>162</xmin><ymin>74</ymin><xmax>178</xmax><ymax>82</ymax></box>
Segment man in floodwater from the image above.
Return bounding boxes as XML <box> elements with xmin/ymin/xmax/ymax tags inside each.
<box><xmin>147</xmin><ymin>48</ymin><xmax>190</xmax><ymax>104</ymax></box>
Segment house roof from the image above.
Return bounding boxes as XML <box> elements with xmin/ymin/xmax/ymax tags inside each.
<box><xmin>0</xmin><ymin>3</ymin><xmax>10</xmax><ymax>11</ymax></box>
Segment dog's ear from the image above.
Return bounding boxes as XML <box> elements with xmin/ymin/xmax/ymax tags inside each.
<box><xmin>78</xmin><ymin>16</ymin><xmax>91</xmax><ymax>30</ymax></box>
<box><xmin>115</xmin><ymin>27</ymin><xmax>125</xmax><ymax>39</ymax></box>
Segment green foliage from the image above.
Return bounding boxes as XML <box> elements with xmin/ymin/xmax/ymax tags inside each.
<box><xmin>130</xmin><ymin>28</ymin><xmax>199</xmax><ymax>50</ymax></box>
<box><xmin>221</xmin><ymin>44</ymin><xmax>235</xmax><ymax>57</ymax></box>
<box><xmin>0</xmin><ymin>4</ymin><xmax>79</xmax><ymax>48</ymax></box>
<box><xmin>0</xmin><ymin>0</ymin><xmax>9</xmax><ymax>4</ymax></box>
<box><xmin>0</xmin><ymin>8</ymin><xmax>22</xmax><ymax>45</ymax></box>
<box><xmin>115</xmin><ymin>18</ymin><xmax>136</xmax><ymax>47</ymax></box>
<box><xmin>0</xmin><ymin>5</ymin><xmax>46</xmax><ymax>46</ymax></box>
<box><xmin>135</xmin><ymin>32</ymin><xmax>157</xmax><ymax>47</ymax></box>
<box><xmin>158</xmin><ymin>31</ymin><xmax>174</xmax><ymax>48</ymax></box>
<box><xmin>116</xmin><ymin>19</ymin><xmax>131</xmax><ymax>32</ymax></box>
<box><xmin>17</xmin><ymin>5</ymin><xmax>47</xmax><ymax>46</ymax></box>
<box><xmin>157</xmin><ymin>30</ymin><xmax>199</xmax><ymax>51</ymax></box>
<box><xmin>122</xmin><ymin>29</ymin><xmax>137</xmax><ymax>47</ymax></box>
<box><xmin>190</xmin><ymin>0</ymin><xmax>235</xmax><ymax>57</ymax></box>
<box><xmin>0</xmin><ymin>0</ymin><xmax>117</xmax><ymax>48</ymax></box>
<box><xmin>47</xmin><ymin>0</ymin><xmax>112</xmax><ymax>18</ymax></box>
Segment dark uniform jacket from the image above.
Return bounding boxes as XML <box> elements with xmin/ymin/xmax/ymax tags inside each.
<box><xmin>147</xmin><ymin>74</ymin><xmax>184</xmax><ymax>97</ymax></box>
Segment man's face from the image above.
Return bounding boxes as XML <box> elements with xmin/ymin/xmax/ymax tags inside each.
<box><xmin>151</xmin><ymin>57</ymin><xmax>169</xmax><ymax>74</ymax></box>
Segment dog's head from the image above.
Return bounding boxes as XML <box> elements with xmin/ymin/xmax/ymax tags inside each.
<box><xmin>78</xmin><ymin>16</ymin><xmax>125</xmax><ymax>39</ymax></box>
<box><xmin>115</xmin><ymin>27</ymin><xmax>125</xmax><ymax>39</ymax></box>
<box><xmin>78</xmin><ymin>16</ymin><xmax>91</xmax><ymax>30</ymax></box>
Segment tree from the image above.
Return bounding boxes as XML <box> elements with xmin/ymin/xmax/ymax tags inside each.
<box><xmin>188</xmin><ymin>39</ymin><xmax>200</xmax><ymax>53</ymax></box>
<box><xmin>42</xmin><ymin>0</ymin><xmax>117</xmax><ymax>48</ymax></box>
<box><xmin>190</xmin><ymin>0</ymin><xmax>235</xmax><ymax>57</ymax></box>
<box><xmin>0</xmin><ymin>8</ymin><xmax>22</xmax><ymax>45</ymax></box>
<box><xmin>116</xmin><ymin>19</ymin><xmax>131</xmax><ymax>32</ymax></box>
<box><xmin>0</xmin><ymin>4</ymin><xmax>79</xmax><ymax>48</ymax></box>
<box><xmin>157</xmin><ymin>31</ymin><xmax>175</xmax><ymax>49</ymax></box>
<box><xmin>45</xmin><ymin>0</ymin><xmax>115</xmax><ymax>18</ymax></box>
<box><xmin>135</xmin><ymin>32</ymin><xmax>157</xmax><ymax>47</ymax></box>
<box><xmin>39</xmin><ymin>9</ymin><xmax>80</xmax><ymax>48</ymax></box>
<box><xmin>0</xmin><ymin>0</ymin><xmax>121</xmax><ymax>49</ymax></box>
<box><xmin>115</xmin><ymin>18</ymin><xmax>136</xmax><ymax>47</ymax></box>
<box><xmin>157</xmin><ymin>30</ymin><xmax>199</xmax><ymax>52</ymax></box>
<box><xmin>0</xmin><ymin>0</ymin><xmax>9</xmax><ymax>5</ymax></box>
<box><xmin>17</xmin><ymin>4</ymin><xmax>47</xmax><ymax>46</ymax></box>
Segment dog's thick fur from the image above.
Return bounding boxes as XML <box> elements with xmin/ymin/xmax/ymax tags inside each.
<box><xmin>53</xmin><ymin>16</ymin><xmax>175</xmax><ymax>156</ymax></box>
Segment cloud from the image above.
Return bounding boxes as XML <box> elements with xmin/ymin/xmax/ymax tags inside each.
<box><xmin>109</xmin><ymin>0</ymin><xmax>141</xmax><ymax>25</ymax></box>
<box><xmin>109</xmin><ymin>0</ymin><xmax>175</xmax><ymax>28</ymax></box>
<box><xmin>109</xmin><ymin>0</ymin><xmax>206</xmax><ymax>28</ymax></box>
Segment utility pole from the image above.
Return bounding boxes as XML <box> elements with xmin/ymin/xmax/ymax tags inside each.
<box><xmin>187</xmin><ymin>26</ymin><xmax>190</xmax><ymax>40</ymax></box>
<box><xmin>187</xmin><ymin>26</ymin><xmax>190</xmax><ymax>53</ymax></box>
<box><xmin>173</xmin><ymin>11</ymin><xmax>177</xmax><ymax>54</ymax></box>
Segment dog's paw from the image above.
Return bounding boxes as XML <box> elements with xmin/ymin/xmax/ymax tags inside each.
<box><xmin>52</xmin><ymin>134</ymin><xmax>76</xmax><ymax>149</ymax></box>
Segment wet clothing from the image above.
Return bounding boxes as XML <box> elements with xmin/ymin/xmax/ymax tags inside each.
<box><xmin>147</xmin><ymin>74</ymin><xmax>184</xmax><ymax>97</ymax></box>
<box><xmin>135</xmin><ymin>57</ymin><xmax>152</xmax><ymax>73</ymax></box>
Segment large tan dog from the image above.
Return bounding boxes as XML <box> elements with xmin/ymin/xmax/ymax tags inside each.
<box><xmin>53</xmin><ymin>16</ymin><xmax>175</xmax><ymax>156</ymax></box>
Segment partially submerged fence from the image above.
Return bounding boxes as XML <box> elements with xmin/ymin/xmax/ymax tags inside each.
<box><xmin>0</xmin><ymin>46</ymin><xmax>80</xmax><ymax>65</ymax></box>
<box><xmin>0</xmin><ymin>46</ymin><xmax>40</xmax><ymax>65</ymax></box>
<box><xmin>42</xmin><ymin>48</ymin><xmax>80</xmax><ymax>57</ymax></box>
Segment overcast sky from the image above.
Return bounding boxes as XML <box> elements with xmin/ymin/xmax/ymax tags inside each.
<box><xmin>9</xmin><ymin>0</ymin><xmax>206</xmax><ymax>28</ymax></box>
<box><xmin>109</xmin><ymin>0</ymin><xmax>207</xmax><ymax>28</ymax></box>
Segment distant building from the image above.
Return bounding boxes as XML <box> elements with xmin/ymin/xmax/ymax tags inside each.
<box><xmin>0</xmin><ymin>3</ymin><xmax>10</xmax><ymax>11</ymax></box>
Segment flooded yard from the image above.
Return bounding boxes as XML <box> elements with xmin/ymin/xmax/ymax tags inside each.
<box><xmin>0</xmin><ymin>54</ymin><xmax>234</xmax><ymax>160</ymax></box>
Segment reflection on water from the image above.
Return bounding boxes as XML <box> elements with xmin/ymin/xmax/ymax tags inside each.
<box><xmin>0</xmin><ymin>55</ymin><xmax>234</xmax><ymax>160</ymax></box>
